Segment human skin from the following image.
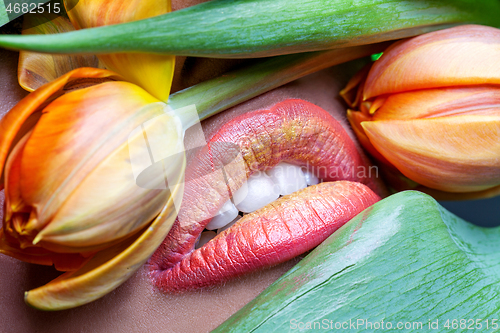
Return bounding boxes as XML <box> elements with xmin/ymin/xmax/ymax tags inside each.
<box><xmin>0</xmin><ymin>42</ymin><xmax>378</xmax><ymax>331</ymax></box>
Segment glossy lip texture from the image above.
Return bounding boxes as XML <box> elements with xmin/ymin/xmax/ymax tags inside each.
<box><xmin>148</xmin><ymin>98</ymin><xmax>382</xmax><ymax>292</ymax></box>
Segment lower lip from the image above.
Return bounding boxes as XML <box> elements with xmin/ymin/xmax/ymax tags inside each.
<box><xmin>149</xmin><ymin>99</ymin><xmax>381</xmax><ymax>292</ymax></box>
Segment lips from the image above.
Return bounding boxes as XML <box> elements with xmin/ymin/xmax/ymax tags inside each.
<box><xmin>148</xmin><ymin>96</ymin><xmax>383</xmax><ymax>292</ymax></box>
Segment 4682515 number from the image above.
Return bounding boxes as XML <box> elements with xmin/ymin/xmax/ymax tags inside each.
<box><xmin>5</xmin><ymin>1</ymin><xmax>60</xmax><ymax>15</ymax></box>
<box><xmin>443</xmin><ymin>319</ymin><xmax>498</xmax><ymax>330</ymax></box>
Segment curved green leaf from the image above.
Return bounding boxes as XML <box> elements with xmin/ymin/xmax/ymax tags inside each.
<box><xmin>168</xmin><ymin>43</ymin><xmax>388</xmax><ymax>122</ymax></box>
<box><xmin>215</xmin><ymin>191</ymin><xmax>500</xmax><ymax>332</ymax></box>
<box><xmin>0</xmin><ymin>0</ymin><xmax>500</xmax><ymax>57</ymax></box>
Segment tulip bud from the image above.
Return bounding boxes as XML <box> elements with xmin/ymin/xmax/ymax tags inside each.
<box><xmin>0</xmin><ymin>67</ymin><xmax>186</xmax><ymax>309</ymax></box>
<box><xmin>341</xmin><ymin>25</ymin><xmax>500</xmax><ymax>196</ymax></box>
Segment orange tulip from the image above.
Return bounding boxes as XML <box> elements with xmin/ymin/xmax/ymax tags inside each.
<box><xmin>341</xmin><ymin>25</ymin><xmax>500</xmax><ymax>197</ymax></box>
<box><xmin>0</xmin><ymin>68</ymin><xmax>186</xmax><ymax>309</ymax></box>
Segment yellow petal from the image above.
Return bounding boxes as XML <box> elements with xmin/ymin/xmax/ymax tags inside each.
<box><xmin>364</xmin><ymin>25</ymin><xmax>500</xmax><ymax>100</ymax></box>
<box><xmin>362</xmin><ymin>115</ymin><xmax>500</xmax><ymax>192</ymax></box>
<box><xmin>18</xmin><ymin>14</ymin><xmax>101</xmax><ymax>92</ymax></box>
<box><xmin>373</xmin><ymin>86</ymin><xmax>500</xmax><ymax>120</ymax></box>
<box><xmin>24</xmin><ymin>166</ymin><xmax>184</xmax><ymax>310</ymax></box>
<box><xmin>65</xmin><ymin>0</ymin><xmax>175</xmax><ymax>101</ymax></box>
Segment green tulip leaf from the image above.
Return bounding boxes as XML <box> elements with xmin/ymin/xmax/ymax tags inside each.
<box><xmin>214</xmin><ymin>191</ymin><xmax>500</xmax><ymax>332</ymax></box>
<box><xmin>1</xmin><ymin>0</ymin><xmax>500</xmax><ymax>57</ymax></box>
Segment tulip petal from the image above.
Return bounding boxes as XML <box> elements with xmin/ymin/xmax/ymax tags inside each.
<box><xmin>339</xmin><ymin>64</ymin><xmax>370</xmax><ymax>109</ymax></box>
<box><xmin>30</xmin><ymin>103</ymin><xmax>184</xmax><ymax>249</ymax></box>
<box><xmin>347</xmin><ymin>110</ymin><xmax>391</xmax><ymax>166</ymax></box>
<box><xmin>415</xmin><ymin>183</ymin><xmax>500</xmax><ymax>201</ymax></box>
<box><xmin>376</xmin><ymin>163</ymin><xmax>500</xmax><ymax>200</ymax></box>
<box><xmin>4</xmin><ymin>131</ymin><xmax>31</xmax><ymax>224</ymax></box>
<box><xmin>362</xmin><ymin>115</ymin><xmax>500</xmax><ymax>192</ymax></box>
<box><xmin>373</xmin><ymin>86</ymin><xmax>500</xmax><ymax>120</ymax></box>
<box><xmin>65</xmin><ymin>0</ymin><xmax>175</xmax><ymax>101</ymax></box>
<box><xmin>4</xmin><ymin>130</ymin><xmax>149</xmax><ymax>255</ymax></box>
<box><xmin>0</xmin><ymin>229</ymin><xmax>89</xmax><ymax>271</ymax></box>
<box><xmin>18</xmin><ymin>14</ymin><xmax>101</xmax><ymax>92</ymax></box>
<box><xmin>18</xmin><ymin>82</ymin><xmax>161</xmax><ymax>237</ymax></box>
<box><xmin>24</xmin><ymin>170</ymin><xmax>184</xmax><ymax>310</ymax></box>
<box><xmin>0</xmin><ymin>68</ymin><xmax>122</xmax><ymax>187</ymax></box>
<box><xmin>364</xmin><ymin>25</ymin><xmax>500</xmax><ymax>100</ymax></box>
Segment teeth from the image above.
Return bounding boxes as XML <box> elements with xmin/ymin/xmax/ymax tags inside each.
<box><xmin>232</xmin><ymin>172</ymin><xmax>281</xmax><ymax>213</ymax></box>
<box><xmin>303</xmin><ymin>168</ymin><xmax>320</xmax><ymax>186</ymax></box>
<box><xmin>199</xmin><ymin>164</ymin><xmax>323</xmax><ymax>248</ymax></box>
<box><xmin>200</xmin><ymin>164</ymin><xmax>322</xmax><ymax>243</ymax></box>
<box><xmin>195</xmin><ymin>231</ymin><xmax>217</xmax><ymax>249</ymax></box>
<box><xmin>267</xmin><ymin>162</ymin><xmax>307</xmax><ymax>195</ymax></box>
<box><xmin>217</xmin><ymin>216</ymin><xmax>241</xmax><ymax>234</ymax></box>
<box><xmin>205</xmin><ymin>200</ymin><xmax>239</xmax><ymax>230</ymax></box>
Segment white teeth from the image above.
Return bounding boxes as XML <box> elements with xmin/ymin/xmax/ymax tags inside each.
<box><xmin>195</xmin><ymin>231</ymin><xmax>217</xmax><ymax>249</ymax></box>
<box><xmin>217</xmin><ymin>216</ymin><xmax>241</xmax><ymax>234</ymax></box>
<box><xmin>200</xmin><ymin>164</ymin><xmax>323</xmax><ymax>244</ymax></box>
<box><xmin>201</xmin><ymin>165</ymin><xmax>320</xmax><ymax>238</ymax></box>
<box><xmin>232</xmin><ymin>172</ymin><xmax>281</xmax><ymax>213</ymax></box>
<box><xmin>267</xmin><ymin>162</ymin><xmax>307</xmax><ymax>196</ymax></box>
<box><xmin>303</xmin><ymin>168</ymin><xmax>320</xmax><ymax>186</ymax></box>
<box><xmin>205</xmin><ymin>200</ymin><xmax>239</xmax><ymax>230</ymax></box>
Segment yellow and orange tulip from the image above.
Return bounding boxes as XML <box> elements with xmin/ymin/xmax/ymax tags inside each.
<box><xmin>0</xmin><ymin>67</ymin><xmax>185</xmax><ymax>309</ymax></box>
<box><xmin>341</xmin><ymin>25</ymin><xmax>500</xmax><ymax>198</ymax></box>
<box><xmin>3</xmin><ymin>0</ymin><xmax>181</xmax><ymax>309</ymax></box>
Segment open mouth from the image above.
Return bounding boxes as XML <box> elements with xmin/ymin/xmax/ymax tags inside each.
<box><xmin>148</xmin><ymin>70</ymin><xmax>385</xmax><ymax>292</ymax></box>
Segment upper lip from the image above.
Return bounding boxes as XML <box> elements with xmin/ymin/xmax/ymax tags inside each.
<box><xmin>148</xmin><ymin>71</ymin><xmax>385</xmax><ymax>292</ymax></box>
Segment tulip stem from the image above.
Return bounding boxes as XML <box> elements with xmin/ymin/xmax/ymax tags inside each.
<box><xmin>168</xmin><ymin>43</ymin><xmax>388</xmax><ymax>124</ymax></box>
